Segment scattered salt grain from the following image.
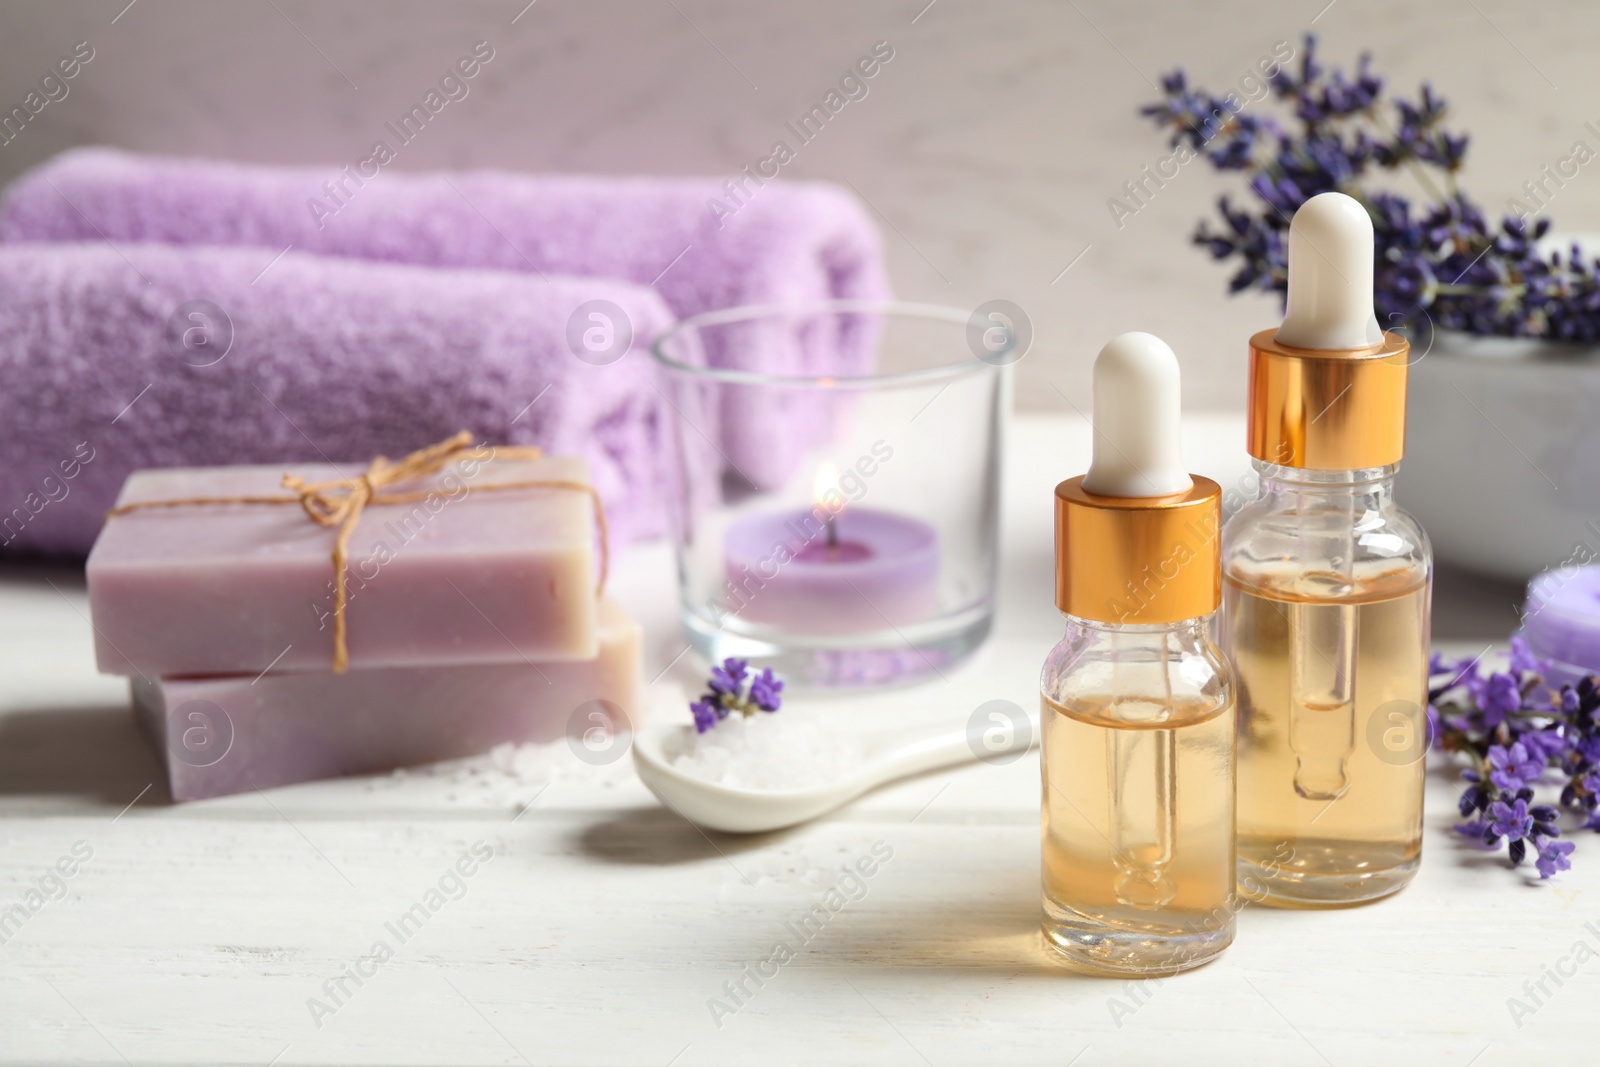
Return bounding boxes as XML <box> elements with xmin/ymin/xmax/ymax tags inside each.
<box><xmin>365</xmin><ymin>738</ymin><xmax>635</xmax><ymax>804</ymax></box>
<box><xmin>364</xmin><ymin>687</ymin><xmax>687</xmax><ymax>803</ymax></box>
<box><xmin>664</xmin><ymin>714</ymin><xmax>863</xmax><ymax>791</ymax></box>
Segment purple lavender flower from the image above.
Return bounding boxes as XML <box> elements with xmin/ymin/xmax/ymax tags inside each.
<box><xmin>1458</xmin><ymin>783</ymin><xmax>1489</xmax><ymax>817</ymax></box>
<box><xmin>749</xmin><ymin>668</ymin><xmax>784</xmax><ymax>713</ymax></box>
<box><xmin>708</xmin><ymin>658</ymin><xmax>749</xmax><ymax>696</ymax></box>
<box><xmin>1385</xmin><ymin>577</ymin><xmax>1598</xmax><ymax>882</ymax></box>
<box><xmin>1470</xmin><ymin>672</ymin><xmax>1522</xmax><ymax>728</ymax></box>
<box><xmin>1429</xmin><ymin>652</ymin><xmax>1476</xmax><ymax>704</ymax></box>
<box><xmin>1487</xmin><ymin>798</ymin><xmax>1533</xmax><ymax>842</ymax></box>
<box><xmin>690</xmin><ymin>698</ymin><xmax>720</xmax><ymax>734</ymax></box>
<box><xmin>1143</xmin><ymin>34</ymin><xmax>1600</xmax><ymax>341</ymax></box>
<box><xmin>688</xmin><ymin>658</ymin><xmax>785</xmax><ymax>732</ymax></box>
<box><xmin>1537</xmin><ymin>839</ymin><xmax>1575</xmax><ymax>878</ymax></box>
<box><xmin>1573</xmin><ymin>677</ymin><xmax>1600</xmax><ymax>729</ymax></box>
<box><xmin>1519</xmin><ymin>728</ymin><xmax>1566</xmax><ymax>762</ymax></box>
<box><xmin>1375</xmin><ymin>255</ymin><xmax>1437</xmax><ymax>321</ymax></box>
<box><xmin>1487</xmin><ymin>743</ymin><xmax>1544</xmax><ymax>792</ymax></box>
<box><xmin>1575</xmin><ymin>734</ymin><xmax>1600</xmax><ymax>766</ymax></box>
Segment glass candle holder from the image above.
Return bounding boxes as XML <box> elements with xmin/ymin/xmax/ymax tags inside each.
<box><xmin>651</xmin><ymin>300</ymin><xmax>1009</xmax><ymax>688</ymax></box>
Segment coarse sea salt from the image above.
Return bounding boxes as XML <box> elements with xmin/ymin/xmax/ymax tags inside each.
<box><xmin>364</xmin><ymin>685</ymin><xmax>685</xmax><ymax>805</ymax></box>
<box><xmin>664</xmin><ymin>714</ymin><xmax>863</xmax><ymax>791</ymax></box>
<box><xmin>368</xmin><ymin>738</ymin><xmax>637</xmax><ymax>803</ymax></box>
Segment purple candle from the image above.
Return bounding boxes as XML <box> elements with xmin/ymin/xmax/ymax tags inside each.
<box><xmin>722</xmin><ymin>470</ymin><xmax>938</xmax><ymax>633</ymax></box>
<box><xmin>1520</xmin><ymin>565</ymin><xmax>1600</xmax><ymax>686</ymax></box>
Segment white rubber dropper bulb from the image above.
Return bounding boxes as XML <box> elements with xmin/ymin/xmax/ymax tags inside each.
<box><xmin>1081</xmin><ymin>332</ymin><xmax>1193</xmax><ymax>498</ymax></box>
<box><xmin>1275</xmin><ymin>191</ymin><xmax>1385</xmax><ymax>350</ymax></box>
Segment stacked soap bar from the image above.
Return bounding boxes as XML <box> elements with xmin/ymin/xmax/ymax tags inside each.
<box><xmin>137</xmin><ymin>599</ymin><xmax>640</xmax><ymax>801</ymax></box>
<box><xmin>87</xmin><ymin>454</ymin><xmax>642</xmax><ymax>800</ymax></box>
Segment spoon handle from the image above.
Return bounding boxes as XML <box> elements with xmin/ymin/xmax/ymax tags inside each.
<box><xmin>874</xmin><ymin>709</ymin><xmax>1041</xmax><ymax>780</ymax></box>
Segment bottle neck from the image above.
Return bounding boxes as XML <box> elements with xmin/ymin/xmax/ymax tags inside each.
<box><xmin>1061</xmin><ymin>614</ymin><xmax>1215</xmax><ymax>642</ymax></box>
<box><xmin>1253</xmin><ymin>459</ymin><xmax>1397</xmax><ymax>506</ymax></box>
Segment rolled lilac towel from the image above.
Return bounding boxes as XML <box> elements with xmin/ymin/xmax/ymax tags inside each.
<box><xmin>0</xmin><ymin>147</ymin><xmax>888</xmax><ymax>370</ymax></box>
<box><xmin>0</xmin><ymin>242</ymin><xmax>685</xmax><ymax>556</ymax></box>
<box><xmin>0</xmin><ymin>148</ymin><xmax>891</xmax><ymax>487</ymax></box>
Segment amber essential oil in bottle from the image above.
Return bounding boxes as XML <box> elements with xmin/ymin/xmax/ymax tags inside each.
<box><xmin>1223</xmin><ymin>192</ymin><xmax>1433</xmax><ymax>907</ymax></box>
<box><xmin>1041</xmin><ymin>622</ymin><xmax>1236</xmax><ymax>974</ymax></box>
<box><xmin>1227</xmin><ymin>554</ymin><xmax>1429</xmax><ymax>905</ymax></box>
<box><xmin>1040</xmin><ymin>332</ymin><xmax>1235</xmax><ymax>975</ymax></box>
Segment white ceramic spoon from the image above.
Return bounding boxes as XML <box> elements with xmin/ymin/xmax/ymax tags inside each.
<box><xmin>631</xmin><ymin>711</ymin><xmax>1040</xmax><ymax>834</ymax></box>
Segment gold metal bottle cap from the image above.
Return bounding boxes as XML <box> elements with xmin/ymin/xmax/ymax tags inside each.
<box><xmin>1246</xmin><ymin>328</ymin><xmax>1409</xmax><ymax>470</ymax></box>
<box><xmin>1054</xmin><ymin>475</ymin><xmax>1222</xmax><ymax>625</ymax></box>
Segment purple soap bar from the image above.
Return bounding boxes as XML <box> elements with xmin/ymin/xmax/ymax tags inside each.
<box><xmin>89</xmin><ymin>455</ymin><xmax>598</xmax><ymax>676</ymax></box>
<box><xmin>136</xmin><ymin>599</ymin><xmax>641</xmax><ymax>801</ymax></box>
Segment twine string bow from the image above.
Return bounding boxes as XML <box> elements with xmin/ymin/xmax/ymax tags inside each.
<box><xmin>106</xmin><ymin>431</ymin><xmax>609</xmax><ymax>673</ymax></box>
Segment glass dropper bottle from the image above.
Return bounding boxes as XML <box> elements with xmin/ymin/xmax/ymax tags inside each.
<box><xmin>1224</xmin><ymin>191</ymin><xmax>1432</xmax><ymax>907</ymax></box>
<box><xmin>1040</xmin><ymin>332</ymin><xmax>1236</xmax><ymax>976</ymax></box>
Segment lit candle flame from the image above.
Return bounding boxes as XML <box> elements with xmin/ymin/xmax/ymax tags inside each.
<box><xmin>812</xmin><ymin>461</ymin><xmax>843</xmax><ymax>512</ymax></box>
<box><xmin>812</xmin><ymin>461</ymin><xmax>843</xmax><ymax>550</ymax></box>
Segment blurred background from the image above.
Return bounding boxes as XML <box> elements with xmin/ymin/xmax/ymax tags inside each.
<box><xmin>1</xmin><ymin>0</ymin><xmax>1593</xmax><ymax>413</ymax></box>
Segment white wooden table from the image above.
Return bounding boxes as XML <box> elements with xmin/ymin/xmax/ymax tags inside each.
<box><xmin>0</xmin><ymin>415</ymin><xmax>1585</xmax><ymax>1065</ymax></box>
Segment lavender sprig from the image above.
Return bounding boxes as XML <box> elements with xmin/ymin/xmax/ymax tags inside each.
<box><xmin>1433</xmin><ymin>639</ymin><xmax>1600</xmax><ymax>878</ymax></box>
<box><xmin>690</xmin><ymin>657</ymin><xmax>784</xmax><ymax>733</ymax></box>
<box><xmin>1141</xmin><ymin>34</ymin><xmax>1600</xmax><ymax>341</ymax></box>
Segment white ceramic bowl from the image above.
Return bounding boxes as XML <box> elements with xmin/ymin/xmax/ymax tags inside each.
<box><xmin>1401</xmin><ymin>330</ymin><xmax>1600</xmax><ymax>581</ymax></box>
